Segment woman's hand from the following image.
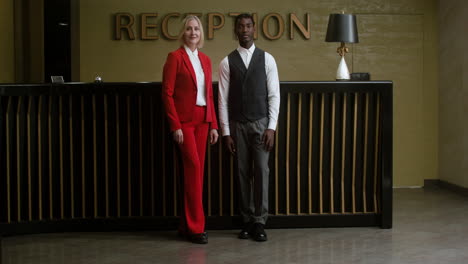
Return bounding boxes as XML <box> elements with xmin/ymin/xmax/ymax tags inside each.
<box><xmin>173</xmin><ymin>129</ymin><xmax>184</xmax><ymax>144</ymax></box>
<box><xmin>209</xmin><ymin>129</ymin><xmax>219</xmax><ymax>145</ymax></box>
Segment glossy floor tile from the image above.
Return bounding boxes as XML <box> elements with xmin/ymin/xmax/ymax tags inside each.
<box><xmin>2</xmin><ymin>187</ymin><xmax>468</xmax><ymax>264</ymax></box>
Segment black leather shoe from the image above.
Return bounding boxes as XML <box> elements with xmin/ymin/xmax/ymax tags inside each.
<box><xmin>252</xmin><ymin>223</ymin><xmax>267</xmax><ymax>242</ymax></box>
<box><xmin>189</xmin><ymin>232</ymin><xmax>208</xmax><ymax>244</ymax></box>
<box><xmin>238</xmin><ymin>222</ymin><xmax>253</xmax><ymax>239</ymax></box>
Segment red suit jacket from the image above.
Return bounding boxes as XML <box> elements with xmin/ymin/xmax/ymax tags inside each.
<box><xmin>162</xmin><ymin>47</ymin><xmax>218</xmax><ymax>132</ymax></box>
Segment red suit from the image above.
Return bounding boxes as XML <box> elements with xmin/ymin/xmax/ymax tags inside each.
<box><xmin>162</xmin><ymin>47</ymin><xmax>218</xmax><ymax>235</ymax></box>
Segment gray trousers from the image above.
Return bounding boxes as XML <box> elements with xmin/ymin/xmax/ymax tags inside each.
<box><xmin>231</xmin><ymin>117</ymin><xmax>270</xmax><ymax>225</ymax></box>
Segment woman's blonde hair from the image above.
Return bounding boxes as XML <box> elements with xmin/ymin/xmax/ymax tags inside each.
<box><xmin>178</xmin><ymin>15</ymin><xmax>204</xmax><ymax>49</ymax></box>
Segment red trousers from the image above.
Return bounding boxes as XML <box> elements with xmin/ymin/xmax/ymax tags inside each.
<box><xmin>178</xmin><ymin>106</ymin><xmax>209</xmax><ymax>235</ymax></box>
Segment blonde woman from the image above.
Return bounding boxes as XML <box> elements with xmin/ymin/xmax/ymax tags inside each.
<box><xmin>162</xmin><ymin>15</ymin><xmax>218</xmax><ymax>244</ymax></box>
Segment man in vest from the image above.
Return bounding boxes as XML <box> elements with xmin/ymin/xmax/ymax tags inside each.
<box><xmin>218</xmin><ymin>13</ymin><xmax>280</xmax><ymax>242</ymax></box>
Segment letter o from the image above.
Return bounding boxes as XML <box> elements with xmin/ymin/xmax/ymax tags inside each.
<box><xmin>262</xmin><ymin>13</ymin><xmax>284</xmax><ymax>40</ymax></box>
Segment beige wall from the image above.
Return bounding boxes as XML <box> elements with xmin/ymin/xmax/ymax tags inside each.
<box><xmin>80</xmin><ymin>0</ymin><xmax>437</xmax><ymax>186</ymax></box>
<box><xmin>0</xmin><ymin>0</ymin><xmax>15</xmax><ymax>83</ymax></box>
<box><xmin>439</xmin><ymin>0</ymin><xmax>468</xmax><ymax>188</ymax></box>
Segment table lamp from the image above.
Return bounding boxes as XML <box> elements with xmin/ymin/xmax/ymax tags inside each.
<box><xmin>325</xmin><ymin>13</ymin><xmax>359</xmax><ymax>80</ymax></box>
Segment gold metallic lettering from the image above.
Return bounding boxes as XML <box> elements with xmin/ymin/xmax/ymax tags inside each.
<box><xmin>162</xmin><ymin>13</ymin><xmax>180</xmax><ymax>40</ymax></box>
<box><xmin>262</xmin><ymin>13</ymin><xmax>284</xmax><ymax>40</ymax></box>
<box><xmin>114</xmin><ymin>12</ymin><xmax>311</xmax><ymax>41</ymax></box>
<box><xmin>207</xmin><ymin>13</ymin><xmax>225</xmax><ymax>40</ymax></box>
<box><xmin>290</xmin><ymin>13</ymin><xmax>310</xmax><ymax>39</ymax></box>
<box><xmin>115</xmin><ymin>13</ymin><xmax>135</xmax><ymax>40</ymax></box>
<box><xmin>141</xmin><ymin>13</ymin><xmax>159</xmax><ymax>40</ymax></box>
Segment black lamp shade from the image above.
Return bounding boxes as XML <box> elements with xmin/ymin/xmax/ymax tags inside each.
<box><xmin>325</xmin><ymin>14</ymin><xmax>359</xmax><ymax>43</ymax></box>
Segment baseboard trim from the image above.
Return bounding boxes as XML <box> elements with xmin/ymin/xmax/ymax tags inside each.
<box><xmin>0</xmin><ymin>214</ymin><xmax>383</xmax><ymax>236</ymax></box>
<box><xmin>424</xmin><ymin>179</ymin><xmax>468</xmax><ymax>197</ymax></box>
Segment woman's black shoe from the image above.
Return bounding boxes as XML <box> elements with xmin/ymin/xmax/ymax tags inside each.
<box><xmin>189</xmin><ymin>232</ymin><xmax>208</xmax><ymax>244</ymax></box>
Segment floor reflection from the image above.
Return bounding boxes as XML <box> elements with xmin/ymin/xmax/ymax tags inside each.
<box><xmin>2</xmin><ymin>188</ymin><xmax>468</xmax><ymax>264</ymax></box>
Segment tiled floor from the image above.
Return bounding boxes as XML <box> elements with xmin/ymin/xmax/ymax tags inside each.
<box><xmin>2</xmin><ymin>187</ymin><xmax>468</xmax><ymax>264</ymax></box>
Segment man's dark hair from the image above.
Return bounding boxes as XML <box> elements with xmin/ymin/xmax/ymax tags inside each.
<box><xmin>235</xmin><ymin>13</ymin><xmax>255</xmax><ymax>27</ymax></box>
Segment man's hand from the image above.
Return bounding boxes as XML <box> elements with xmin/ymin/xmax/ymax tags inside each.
<box><xmin>223</xmin><ymin>136</ymin><xmax>236</xmax><ymax>155</ymax></box>
<box><xmin>209</xmin><ymin>129</ymin><xmax>219</xmax><ymax>145</ymax></box>
<box><xmin>173</xmin><ymin>129</ymin><xmax>183</xmax><ymax>144</ymax></box>
<box><xmin>262</xmin><ymin>129</ymin><xmax>275</xmax><ymax>152</ymax></box>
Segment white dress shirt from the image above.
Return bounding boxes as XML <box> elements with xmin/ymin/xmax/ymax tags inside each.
<box><xmin>184</xmin><ymin>45</ymin><xmax>206</xmax><ymax>106</ymax></box>
<box><xmin>218</xmin><ymin>44</ymin><xmax>280</xmax><ymax>136</ymax></box>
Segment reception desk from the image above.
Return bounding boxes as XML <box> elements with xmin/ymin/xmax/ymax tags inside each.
<box><xmin>0</xmin><ymin>81</ymin><xmax>392</xmax><ymax>235</ymax></box>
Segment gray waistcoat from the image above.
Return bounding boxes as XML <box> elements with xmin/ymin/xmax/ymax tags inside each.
<box><xmin>228</xmin><ymin>48</ymin><xmax>268</xmax><ymax>122</ymax></box>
